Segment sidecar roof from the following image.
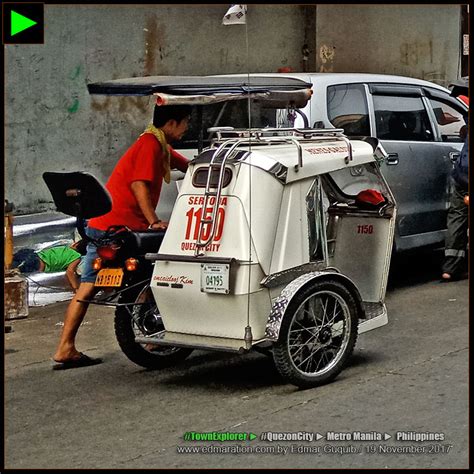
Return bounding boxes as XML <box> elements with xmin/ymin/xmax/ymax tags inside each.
<box><xmin>248</xmin><ymin>139</ymin><xmax>377</xmax><ymax>183</ymax></box>
<box><xmin>197</xmin><ymin>134</ymin><xmax>381</xmax><ymax>183</ymax></box>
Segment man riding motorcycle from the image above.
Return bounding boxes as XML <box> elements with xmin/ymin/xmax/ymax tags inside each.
<box><xmin>52</xmin><ymin>104</ymin><xmax>191</xmax><ymax>370</ymax></box>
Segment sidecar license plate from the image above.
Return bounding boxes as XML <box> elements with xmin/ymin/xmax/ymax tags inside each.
<box><xmin>95</xmin><ymin>268</ymin><xmax>124</xmax><ymax>287</ymax></box>
<box><xmin>201</xmin><ymin>263</ymin><xmax>229</xmax><ymax>294</ymax></box>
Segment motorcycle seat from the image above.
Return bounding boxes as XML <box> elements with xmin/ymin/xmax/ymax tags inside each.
<box><xmin>130</xmin><ymin>230</ymin><xmax>165</xmax><ymax>255</ymax></box>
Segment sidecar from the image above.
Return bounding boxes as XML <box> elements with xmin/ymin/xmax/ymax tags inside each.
<box><xmin>85</xmin><ymin>75</ymin><xmax>396</xmax><ymax>387</ymax></box>
<box><xmin>142</xmin><ymin>127</ymin><xmax>394</xmax><ymax>388</ymax></box>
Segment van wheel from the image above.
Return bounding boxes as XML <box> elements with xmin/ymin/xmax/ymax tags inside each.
<box><xmin>114</xmin><ymin>285</ymin><xmax>193</xmax><ymax>369</ymax></box>
<box><xmin>272</xmin><ymin>279</ymin><xmax>358</xmax><ymax>388</ymax></box>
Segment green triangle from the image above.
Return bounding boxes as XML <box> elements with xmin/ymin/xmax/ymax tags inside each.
<box><xmin>11</xmin><ymin>10</ymin><xmax>37</xmax><ymax>36</ymax></box>
<box><xmin>249</xmin><ymin>433</ymin><xmax>257</xmax><ymax>441</ymax></box>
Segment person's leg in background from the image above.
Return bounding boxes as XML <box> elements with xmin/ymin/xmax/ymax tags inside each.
<box><xmin>442</xmin><ymin>184</ymin><xmax>468</xmax><ymax>280</ymax></box>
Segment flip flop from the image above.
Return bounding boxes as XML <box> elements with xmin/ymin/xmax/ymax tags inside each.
<box><xmin>52</xmin><ymin>353</ymin><xmax>103</xmax><ymax>370</ymax></box>
<box><xmin>440</xmin><ymin>272</ymin><xmax>468</xmax><ymax>283</ymax></box>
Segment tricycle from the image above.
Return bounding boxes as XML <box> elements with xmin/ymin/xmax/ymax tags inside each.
<box><xmin>44</xmin><ymin>75</ymin><xmax>396</xmax><ymax>388</ymax></box>
<box><xmin>144</xmin><ymin>125</ymin><xmax>395</xmax><ymax>388</ymax></box>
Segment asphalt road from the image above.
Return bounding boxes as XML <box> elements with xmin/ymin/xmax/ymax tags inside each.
<box><xmin>4</xmin><ymin>250</ymin><xmax>469</xmax><ymax>469</ymax></box>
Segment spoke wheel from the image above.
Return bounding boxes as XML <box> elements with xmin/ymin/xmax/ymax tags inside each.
<box><xmin>131</xmin><ymin>286</ymin><xmax>182</xmax><ymax>356</ymax></box>
<box><xmin>114</xmin><ymin>285</ymin><xmax>193</xmax><ymax>369</ymax></box>
<box><xmin>273</xmin><ymin>279</ymin><xmax>358</xmax><ymax>388</ymax></box>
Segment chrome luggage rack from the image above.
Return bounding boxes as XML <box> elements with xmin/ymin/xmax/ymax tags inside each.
<box><xmin>190</xmin><ymin>127</ymin><xmax>358</xmax><ymax>257</ymax></box>
<box><xmin>208</xmin><ymin>126</ymin><xmax>354</xmax><ymax>166</ymax></box>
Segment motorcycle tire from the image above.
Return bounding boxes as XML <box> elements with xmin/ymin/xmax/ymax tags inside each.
<box><xmin>114</xmin><ymin>284</ymin><xmax>193</xmax><ymax>369</ymax></box>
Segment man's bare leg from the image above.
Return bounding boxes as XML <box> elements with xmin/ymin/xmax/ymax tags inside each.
<box><xmin>53</xmin><ymin>282</ymin><xmax>96</xmax><ymax>362</ymax></box>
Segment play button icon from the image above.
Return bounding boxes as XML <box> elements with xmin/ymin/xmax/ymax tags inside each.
<box><xmin>3</xmin><ymin>3</ymin><xmax>44</xmax><ymax>44</ymax></box>
<box><xmin>11</xmin><ymin>10</ymin><xmax>37</xmax><ymax>36</ymax></box>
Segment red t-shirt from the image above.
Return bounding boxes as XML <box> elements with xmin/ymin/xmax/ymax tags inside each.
<box><xmin>89</xmin><ymin>133</ymin><xmax>188</xmax><ymax>231</ymax></box>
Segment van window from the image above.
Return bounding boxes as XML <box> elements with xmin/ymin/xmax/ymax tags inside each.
<box><xmin>327</xmin><ymin>84</ymin><xmax>370</xmax><ymax>136</ymax></box>
<box><xmin>373</xmin><ymin>95</ymin><xmax>433</xmax><ymax>141</ymax></box>
<box><xmin>429</xmin><ymin>99</ymin><xmax>466</xmax><ymax>142</ymax></box>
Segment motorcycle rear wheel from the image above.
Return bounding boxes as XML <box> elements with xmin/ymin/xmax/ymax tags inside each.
<box><xmin>114</xmin><ymin>284</ymin><xmax>193</xmax><ymax>369</ymax></box>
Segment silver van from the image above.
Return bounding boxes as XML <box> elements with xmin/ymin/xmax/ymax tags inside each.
<box><xmin>186</xmin><ymin>73</ymin><xmax>468</xmax><ymax>253</ymax></box>
<box><xmin>94</xmin><ymin>72</ymin><xmax>467</xmax><ymax>254</ymax></box>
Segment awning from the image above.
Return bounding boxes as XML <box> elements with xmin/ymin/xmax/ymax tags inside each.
<box><xmin>87</xmin><ymin>74</ymin><xmax>313</xmax><ymax>108</ymax></box>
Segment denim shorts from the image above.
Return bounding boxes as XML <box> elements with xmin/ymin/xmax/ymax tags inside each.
<box><xmin>80</xmin><ymin>226</ymin><xmax>107</xmax><ymax>283</ymax></box>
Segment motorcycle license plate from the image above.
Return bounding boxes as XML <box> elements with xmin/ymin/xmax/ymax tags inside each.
<box><xmin>201</xmin><ymin>263</ymin><xmax>229</xmax><ymax>294</ymax></box>
<box><xmin>95</xmin><ymin>268</ymin><xmax>124</xmax><ymax>287</ymax></box>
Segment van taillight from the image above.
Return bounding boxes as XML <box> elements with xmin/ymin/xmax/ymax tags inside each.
<box><xmin>97</xmin><ymin>245</ymin><xmax>119</xmax><ymax>260</ymax></box>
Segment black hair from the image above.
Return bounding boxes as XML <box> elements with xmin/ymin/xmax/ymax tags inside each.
<box><xmin>153</xmin><ymin>105</ymin><xmax>192</xmax><ymax>128</ymax></box>
<box><xmin>12</xmin><ymin>248</ymin><xmax>41</xmax><ymax>273</ymax></box>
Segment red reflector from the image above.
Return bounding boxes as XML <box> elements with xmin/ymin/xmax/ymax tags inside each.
<box><xmin>97</xmin><ymin>246</ymin><xmax>119</xmax><ymax>260</ymax></box>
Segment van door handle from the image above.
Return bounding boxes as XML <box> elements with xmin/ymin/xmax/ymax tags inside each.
<box><xmin>386</xmin><ymin>153</ymin><xmax>399</xmax><ymax>165</ymax></box>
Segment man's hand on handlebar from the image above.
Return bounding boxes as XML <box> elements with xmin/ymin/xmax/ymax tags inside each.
<box><xmin>149</xmin><ymin>221</ymin><xmax>169</xmax><ymax>231</ymax></box>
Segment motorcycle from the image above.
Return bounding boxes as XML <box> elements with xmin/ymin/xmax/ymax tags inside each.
<box><xmin>43</xmin><ymin>171</ymin><xmax>193</xmax><ymax>369</ymax></box>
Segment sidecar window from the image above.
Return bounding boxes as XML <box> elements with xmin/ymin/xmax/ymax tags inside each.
<box><xmin>192</xmin><ymin>167</ymin><xmax>233</xmax><ymax>188</ymax></box>
<box><xmin>306</xmin><ymin>178</ymin><xmax>326</xmax><ymax>262</ymax></box>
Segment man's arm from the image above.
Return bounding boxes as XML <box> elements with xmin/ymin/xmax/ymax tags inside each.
<box><xmin>170</xmin><ymin>147</ymin><xmax>189</xmax><ymax>173</ymax></box>
<box><xmin>130</xmin><ymin>180</ymin><xmax>167</xmax><ymax>230</ymax></box>
<box><xmin>65</xmin><ymin>258</ymin><xmax>81</xmax><ymax>292</ymax></box>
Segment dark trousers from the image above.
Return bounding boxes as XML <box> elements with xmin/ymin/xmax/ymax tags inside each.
<box><xmin>442</xmin><ymin>181</ymin><xmax>468</xmax><ymax>275</ymax></box>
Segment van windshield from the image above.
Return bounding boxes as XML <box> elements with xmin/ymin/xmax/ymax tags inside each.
<box><xmin>174</xmin><ymin>101</ymin><xmax>277</xmax><ymax>150</ymax></box>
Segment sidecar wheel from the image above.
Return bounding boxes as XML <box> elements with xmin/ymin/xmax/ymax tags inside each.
<box><xmin>272</xmin><ymin>279</ymin><xmax>358</xmax><ymax>389</ymax></box>
<box><xmin>114</xmin><ymin>285</ymin><xmax>193</xmax><ymax>369</ymax></box>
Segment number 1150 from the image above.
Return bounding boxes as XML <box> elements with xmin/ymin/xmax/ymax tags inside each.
<box><xmin>185</xmin><ymin>207</ymin><xmax>226</xmax><ymax>241</ymax></box>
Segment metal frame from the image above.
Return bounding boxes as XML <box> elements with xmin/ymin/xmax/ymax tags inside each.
<box><xmin>78</xmin><ymin>277</ymin><xmax>151</xmax><ymax>306</ymax></box>
<box><xmin>195</xmin><ymin>139</ymin><xmax>250</xmax><ymax>254</ymax></box>
<box><xmin>209</xmin><ymin>127</ymin><xmax>354</xmax><ymax>168</ymax></box>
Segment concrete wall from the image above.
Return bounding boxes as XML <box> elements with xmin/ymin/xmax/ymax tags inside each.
<box><xmin>6</xmin><ymin>5</ymin><xmax>312</xmax><ymax>214</ymax></box>
<box><xmin>6</xmin><ymin>5</ymin><xmax>462</xmax><ymax>215</ymax></box>
<box><xmin>315</xmin><ymin>5</ymin><xmax>461</xmax><ymax>86</ymax></box>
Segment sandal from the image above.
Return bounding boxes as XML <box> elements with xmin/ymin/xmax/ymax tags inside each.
<box><xmin>52</xmin><ymin>352</ymin><xmax>103</xmax><ymax>370</ymax></box>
